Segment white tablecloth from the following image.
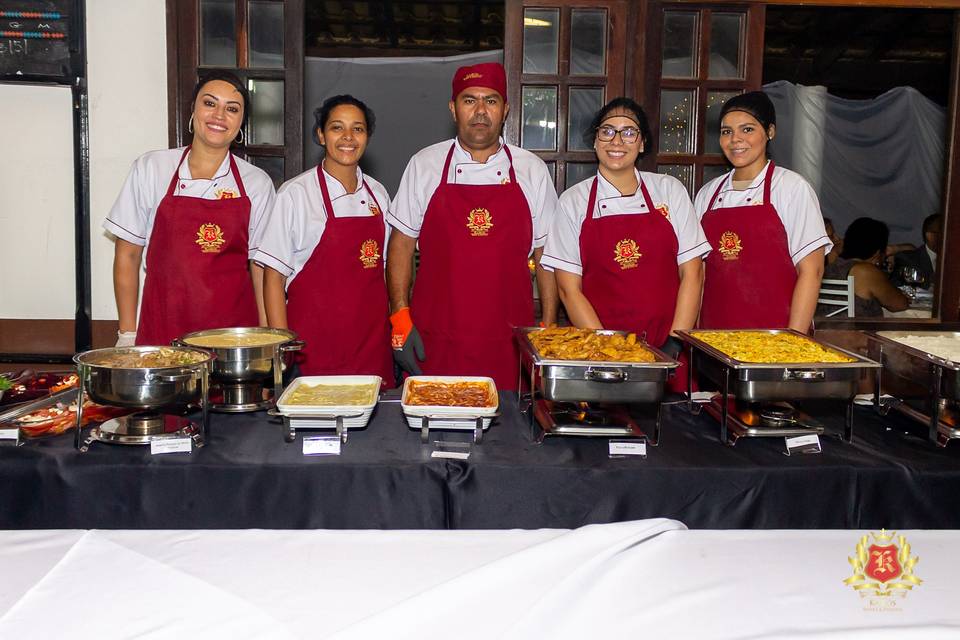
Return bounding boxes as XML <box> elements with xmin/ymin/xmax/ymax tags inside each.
<box><xmin>1</xmin><ymin>522</ymin><xmax>958</xmax><ymax>639</ymax></box>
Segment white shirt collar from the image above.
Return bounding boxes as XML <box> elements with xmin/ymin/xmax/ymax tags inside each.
<box><xmin>320</xmin><ymin>164</ymin><xmax>364</xmax><ymax>198</ymax></box>
<box><xmin>724</xmin><ymin>160</ymin><xmax>771</xmax><ymax>190</ymax></box>
<box><xmin>926</xmin><ymin>244</ymin><xmax>937</xmax><ymax>267</ymax></box>
<box><xmin>453</xmin><ymin>136</ymin><xmax>505</xmax><ymax>164</ymax></box>
<box><xmin>179</xmin><ymin>149</ymin><xmax>232</xmax><ymax>181</ymax></box>
<box><xmin>596</xmin><ymin>169</ymin><xmax>642</xmax><ymax>199</ymax></box>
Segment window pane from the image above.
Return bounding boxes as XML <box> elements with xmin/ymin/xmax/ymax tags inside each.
<box><xmin>702</xmin><ymin>164</ymin><xmax>729</xmax><ymax>188</ymax></box>
<box><xmin>545</xmin><ymin>161</ymin><xmax>556</xmax><ymax>184</ymax></box>
<box><xmin>567</xmin><ymin>87</ymin><xmax>604</xmax><ymax>152</ymax></box>
<box><xmin>200</xmin><ymin>0</ymin><xmax>236</xmax><ymax>67</ymax></box>
<box><xmin>709</xmin><ymin>13</ymin><xmax>744</xmax><ymax>79</ymax></box>
<box><xmin>659</xmin><ymin>90</ymin><xmax>694</xmax><ymax>155</ymax></box>
<box><xmin>657</xmin><ymin>164</ymin><xmax>694</xmax><ymax>198</ymax></box>
<box><xmin>570</xmin><ymin>9</ymin><xmax>606</xmax><ymax>76</ymax></box>
<box><xmin>521</xmin><ymin>86</ymin><xmax>558</xmax><ymax>151</ymax></box>
<box><xmin>566</xmin><ymin>162</ymin><xmax>597</xmax><ymax>190</ymax></box>
<box><xmin>250</xmin><ymin>155</ymin><xmax>284</xmax><ymax>187</ymax></box>
<box><xmin>523</xmin><ymin>8</ymin><xmax>559</xmax><ymax>74</ymax></box>
<box><xmin>249</xmin><ymin>1</ymin><xmax>284</xmax><ymax>68</ymax></box>
<box><xmin>662</xmin><ymin>11</ymin><xmax>697</xmax><ymax>78</ymax></box>
<box><xmin>247</xmin><ymin>79</ymin><xmax>284</xmax><ymax>146</ymax></box>
<box><xmin>705</xmin><ymin>91</ymin><xmax>741</xmax><ymax>154</ymax></box>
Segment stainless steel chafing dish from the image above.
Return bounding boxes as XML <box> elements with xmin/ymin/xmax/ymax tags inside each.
<box><xmin>676</xmin><ymin>329</ymin><xmax>880</xmax><ymax>444</ymax></box>
<box><xmin>515</xmin><ymin>327</ymin><xmax>678</xmax><ymax>403</ymax></box>
<box><xmin>515</xmin><ymin>327</ymin><xmax>679</xmax><ymax>444</ymax></box>
<box><xmin>867</xmin><ymin>331</ymin><xmax>960</xmax><ymax>446</ymax></box>
<box><xmin>72</xmin><ymin>346</ymin><xmax>214</xmax><ymax>450</ymax></box>
<box><xmin>175</xmin><ymin>327</ymin><xmax>303</xmax><ymax>412</ymax></box>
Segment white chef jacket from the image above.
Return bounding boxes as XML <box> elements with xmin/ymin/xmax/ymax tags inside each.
<box><xmin>103</xmin><ymin>147</ymin><xmax>275</xmax><ymax>255</ymax></box>
<box><xmin>388</xmin><ymin>137</ymin><xmax>558</xmax><ymax>253</ymax></box>
<box><xmin>250</xmin><ymin>165</ymin><xmax>391</xmax><ymax>287</ymax></box>
<box><xmin>542</xmin><ymin>171</ymin><xmax>710</xmax><ymax>276</ymax></box>
<box><xmin>694</xmin><ymin>162</ymin><xmax>832</xmax><ymax>264</ymax></box>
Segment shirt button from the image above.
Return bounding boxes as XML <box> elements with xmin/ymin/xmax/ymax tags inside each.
<box><xmin>457</xmin><ymin>169</ymin><xmax>462</xmax><ymax>174</ymax></box>
<box><xmin>718</xmin><ymin>198</ymin><xmax>723</xmax><ymax>202</ymax></box>
<box><xmin>180</xmin><ymin>183</ymin><xmax>185</xmax><ymax>189</ymax></box>
<box><xmin>497</xmin><ymin>171</ymin><xmax>502</xmax><ymax>176</ymax></box>
<box><xmin>747</xmin><ymin>198</ymin><xmax>752</xmax><ymax>202</ymax></box>
<box><xmin>601</xmin><ymin>205</ymin><xmax>606</xmax><ymax>209</ymax></box>
<box><xmin>361</xmin><ymin>200</ymin><xmax>366</xmax><ymax>204</ymax></box>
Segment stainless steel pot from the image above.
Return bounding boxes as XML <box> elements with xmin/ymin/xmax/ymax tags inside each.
<box><xmin>74</xmin><ymin>346</ymin><xmax>214</xmax><ymax>410</ymax></box>
<box><xmin>176</xmin><ymin>327</ymin><xmax>302</xmax><ymax>384</ymax></box>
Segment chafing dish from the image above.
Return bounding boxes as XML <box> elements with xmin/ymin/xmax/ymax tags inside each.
<box><xmin>515</xmin><ymin>327</ymin><xmax>679</xmax><ymax>443</ymax></box>
<box><xmin>72</xmin><ymin>346</ymin><xmax>214</xmax><ymax>450</ymax></box>
<box><xmin>176</xmin><ymin>327</ymin><xmax>303</xmax><ymax>412</ymax></box>
<box><xmin>867</xmin><ymin>331</ymin><xmax>960</xmax><ymax>446</ymax></box>
<box><xmin>516</xmin><ymin>327</ymin><xmax>678</xmax><ymax>403</ymax></box>
<box><xmin>676</xmin><ymin>329</ymin><xmax>881</xmax><ymax>445</ymax></box>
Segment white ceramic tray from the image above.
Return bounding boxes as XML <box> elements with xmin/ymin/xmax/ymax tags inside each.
<box><xmin>275</xmin><ymin>375</ymin><xmax>381</xmax><ymax>429</ymax></box>
<box><xmin>401</xmin><ymin>376</ymin><xmax>498</xmax><ymax>431</ymax></box>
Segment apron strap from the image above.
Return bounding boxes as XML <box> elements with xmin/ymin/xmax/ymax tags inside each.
<box><xmin>637</xmin><ymin>175</ymin><xmax>659</xmax><ymax>215</ymax></box>
<box><xmin>316</xmin><ymin>164</ymin><xmax>337</xmax><ymax>223</ymax></box>
<box><xmin>583</xmin><ymin>176</ymin><xmax>600</xmax><ymax>222</ymax></box>
<box><xmin>439</xmin><ymin>143</ymin><xmax>457</xmax><ymax>186</ymax></box>
<box><xmin>165</xmin><ymin>146</ymin><xmax>192</xmax><ymax>197</ymax></box>
<box><xmin>228</xmin><ymin>153</ymin><xmax>248</xmax><ymax>199</ymax></box>
<box><xmin>501</xmin><ymin>144</ymin><xmax>518</xmax><ymax>184</ymax></box>
<box><xmin>762</xmin><ymin>160</ymin><xmax>775</xmax><ymax>205</ymax></box>
<box><xmin>705</xmin><ymin>171</ymin><xmax>728</xmax><ymax>212</ymax></box>
<box><xmin>362</xmin><ymin>179</ymin><xmax>383</xmax><ymax>215</ymax></box>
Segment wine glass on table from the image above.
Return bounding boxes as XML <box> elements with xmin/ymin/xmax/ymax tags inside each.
<box><xmin>899</xmin><ymin>266</ymin><xmax>923</xmax><ymax>299</ymax></box>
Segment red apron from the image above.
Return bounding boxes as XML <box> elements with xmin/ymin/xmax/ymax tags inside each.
<box><xmin>579</xmin><ymin>175</ymin><xmax>678</xmax><ymax>347</ymax></box>
<box><xmin>285</xmin><ymin>167</ymin><xmax>394</xmax><ymax>386</ymax></box>
<box><xmin>136</xmin><ymin>147</ymin><xmax>258</xmax><ymax>346</ymax></box>
<box><xmin>412</xmin><ymin>144</ymin><xmax>534</xmax><ymax>391</ymax></box>
<box><xmin>699</xmin><ymin>162</ymin><xmax>796</xmax><ymax>329</ymax></box>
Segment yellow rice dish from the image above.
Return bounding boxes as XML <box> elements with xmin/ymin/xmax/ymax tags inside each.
<box><xmin>184</xmin><ymin>331</ymin><xmax>288</xmax><ymax>348</ymax></box>
<box><xmin>691</xmin><ymin>331</ymin><xmax>854</xmax><ymax>363</ymax></box>
<box><xmin>285</xmin><ymin>383</ymin><xmax>377</xmax><ymax>406</ymax></box>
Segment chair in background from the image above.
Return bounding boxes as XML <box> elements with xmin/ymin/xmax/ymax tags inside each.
<box><xmin>817</xmin><ymin>276</ymin><xmax>855</xmax><ymax>318</ymax></box>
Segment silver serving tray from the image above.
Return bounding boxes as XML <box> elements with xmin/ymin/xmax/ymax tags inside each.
<box><xmin>868</xmin><ymin>331</ymin><xmax>960</xmax><ymax>402</ymax></box>
<box><xmin>515</xmin><ymin>327</ymin><xmax>678</xmax><ymax>403</ymax></box>
<box><xmin>676</xmin><ymin>329</ymin><xmax>880</xmax><ymax>402</ymax></box>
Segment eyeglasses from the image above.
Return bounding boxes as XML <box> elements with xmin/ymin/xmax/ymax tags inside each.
<box><xmin>596</xmin><ymin>126</ymin><xmax>641</xmax><ymax>143</ymax></box>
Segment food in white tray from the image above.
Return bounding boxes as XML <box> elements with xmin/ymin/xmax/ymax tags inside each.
<box><xmin>285</xmin><ymin>383</ymin><xmax>377</xmax><ymax>406</ymax></box>
<box><xmin>888</xmin><ymin>335</ymin><xmax>960</xmax><ymax>364</ymax></box>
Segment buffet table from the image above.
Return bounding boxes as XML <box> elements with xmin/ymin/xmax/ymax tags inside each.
<box><xmin>2</xmin><ymin>522</ymin><xmax>958</xmax><ymax>638</ymax></box>
<box><xmin>3</xmin><ymin>394</ymin><xmax>960</xmax><ymax>530</ymax></box>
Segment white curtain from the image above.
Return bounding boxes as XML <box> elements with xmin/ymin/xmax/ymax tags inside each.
<box><xmin>304</xmin><ymin>50</ymin><xmax>503</xmax><ymax>195</ymax></box>
<box><xmin>763</xmin><ymin>80</ymin><xmax>946</xmax><ymax>245</ymax></box>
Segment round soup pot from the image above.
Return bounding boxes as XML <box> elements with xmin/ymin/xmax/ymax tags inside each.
<box><xmin>74</xmin><ymin>346</ymin><xmax>214</xmax><ymax>411</ymax></box>
<box><xmin>175</xmin><ymin>327</ymin><xmax>302</xmax><ymax>384</ymax></box>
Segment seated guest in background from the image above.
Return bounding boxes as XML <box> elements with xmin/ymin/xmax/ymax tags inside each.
<box><xmin>892</xmin><ymin>213</ymin><xmax>941</xmax><ymax>289</ymax></box>
<box><xmin>823</xmin><ymin>217</ymin><xmax>842</xmax><ymax>265</ymax></box>
<box><xmin>818</xmin><ymin>217</ymin><xmax>909</xmax><ymax>317</ymax></box>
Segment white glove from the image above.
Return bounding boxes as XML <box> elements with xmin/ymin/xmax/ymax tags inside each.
<box><xmin>115</xmin><ymin>330</ymin><xmax>137</xmax><ymax>347</ymax></box>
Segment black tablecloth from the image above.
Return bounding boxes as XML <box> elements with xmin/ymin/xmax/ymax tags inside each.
<box><xmin>3</xmin><ymin>394</ymin><xmax>959</xmax><ymax>529</ymax></box>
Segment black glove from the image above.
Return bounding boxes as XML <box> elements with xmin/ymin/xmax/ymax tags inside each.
<box><xmin>660</xmin><ymin>336</ymin><xmax>683</xmax><ymax>360</ymax></box>
<box><xmin>393</xmin><ymin>326</ymin><xmax>426</xmax><ymax>376</ymax></box>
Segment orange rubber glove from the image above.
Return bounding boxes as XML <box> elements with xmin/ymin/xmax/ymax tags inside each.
<box><xmin>390</xmin><ymin>307</ymin><xmax>425</xmax><ymax>375</ymax></box>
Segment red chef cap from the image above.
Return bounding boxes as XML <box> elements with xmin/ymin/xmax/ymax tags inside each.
<box><xmin>451</xmin><ymin>62</ymin><xmax>507</xmax><ymax>103</ymax></box>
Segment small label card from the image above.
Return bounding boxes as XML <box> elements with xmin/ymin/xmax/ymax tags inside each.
<box><xmin>303</xmin><ymin>435</ymin><xmax>341</xmax><ymax>456</ymax></box>
<box><xmin>784</xmin><ymin>434</ymin><xmax>822</xmax><ymax>456</ymax></box>
<box><xmin>0</xmin><ymin>427</ymin><xmax>20</xmax><ymax>446</ymax></box>
<box><xmin>431</xmin><ymin>441</ymin><xmax>471</xmax><ymax>460</ymax></box>
<box><xmin>150</xmin><ymin>437</ymin><xmax>192</xmax><ymax>455</ymax></box>
<box><xmin>609</xmin><ymin>440</ymin><xmax>647</xmax><ymax>458</ymax></box>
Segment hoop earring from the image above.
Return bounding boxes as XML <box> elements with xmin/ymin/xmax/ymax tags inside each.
<box><xmin>235</xmin><ymin>129</ymin><xmax>245</xmax><ymax>145</ymax></box>
<box><xmin>187</xmin><ymin>116</ymin><xmax>193</xmax><ymax>134</ymax></box>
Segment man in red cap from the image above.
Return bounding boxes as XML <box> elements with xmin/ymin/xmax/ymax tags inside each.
<box><xmin>386</xmin><ymin>61</ymin><xmax>559</xmax><ymax>390</ymax></box>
